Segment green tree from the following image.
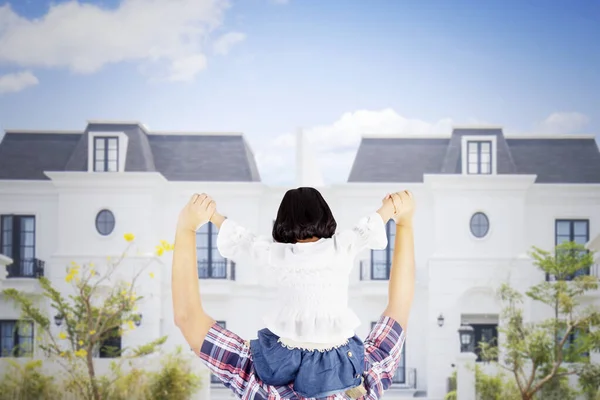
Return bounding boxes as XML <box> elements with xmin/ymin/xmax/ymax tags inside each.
<box><xmin>3</xmin><ymin>234</ymin><xmax>172</xmax><ymax>400</ymax></box>
<box><xmin>481</xmin><ymin>241</ymin><xmax>600</xmax><ymax>400</ymax></box>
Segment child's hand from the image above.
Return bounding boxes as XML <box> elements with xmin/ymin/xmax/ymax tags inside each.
<box><xmin>378</xmin><ymin>192</ymin><xmax>402</xmax><ymax>222</ymax></box>
<box><xmin>391</xmin><ymin>190</ymin><xmax>415</xmax><ymax>226</ymax></box>
<box><xmin>177</xmin><ymin>193</ymin><xmax>216</xmax><ymax>232</ymax></box>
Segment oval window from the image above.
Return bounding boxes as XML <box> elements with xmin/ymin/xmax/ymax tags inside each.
<box><xmin>95</xmin><ymin>209</ymin><xmax>115</xmax><ymax>236</ymax></box>
<box><xmin>470</xmin><ymin>212</ymin><xmax>489</xmax><ymax>238</ymax></box>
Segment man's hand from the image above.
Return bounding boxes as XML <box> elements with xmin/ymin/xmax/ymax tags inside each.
<box><xmin>378</xmin><ymin>192</ymin><xmax>403</xmax><ymax>222</ymax></box>
<box><xmin>177</xmin><ymin>193</ymin><xmax>216</xmax><ymax>233</ymax></box>
<box><xmin>391</xmin><ymin>190</ymin><xmax>415</xmax><ymax>226</ymax></box>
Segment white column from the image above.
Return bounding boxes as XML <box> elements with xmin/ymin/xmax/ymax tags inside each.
<box><xmin>295</xmin><ymin>127</ymin><xmax>304</xmax><ymax>187</ymax></box>
<box><xmin>295</xmin><ymin>127</ymin><xmax>325</xmax><ymax>188</ymax></box>
<box><xmin>456</xmin><ymin>352</ymin><xmax>477</xmax><ymax>400</ymax></box>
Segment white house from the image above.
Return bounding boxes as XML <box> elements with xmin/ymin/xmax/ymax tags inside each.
<box><xmin>0</xmin><ymin>121</ymin><xmax>599</xmax><ymax>400</ymax></box>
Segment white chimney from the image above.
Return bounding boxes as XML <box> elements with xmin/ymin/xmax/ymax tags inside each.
<box><xmin>295</xmin><ymin>128</ymin><xmax>324</xmax><ymax>187</ymax></box>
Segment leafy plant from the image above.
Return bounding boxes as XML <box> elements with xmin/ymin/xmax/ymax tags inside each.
<box><xmin>480</xmin><ymin>241</ymin><xmax>600</xmax><ymax>400</ymax></box>
<box><xmin>3</xmin><ymin>234</ymin><xmax>173</xmax><ymax>400</ymax></box>
<box><xmin>444</xmin><ymin>366</ymin><xmax>520</xmax><ymax>400</ymax></box>
<box><xmin>0</xmin><ymin>359</ymin><xmax>61</xmax><ymax>400</ymax></box>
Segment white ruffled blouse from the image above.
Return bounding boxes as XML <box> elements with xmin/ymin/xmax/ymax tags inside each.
<box><xmin>216</xmin><ymin>213</ymin><xmax>388</xmax><ymax>345</ymax></box>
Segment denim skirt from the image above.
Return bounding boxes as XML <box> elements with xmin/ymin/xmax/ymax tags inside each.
<box><xmin>249</xmin><ymin>328</ymin><xmax>365</xmax><ymax>398</ymax></box>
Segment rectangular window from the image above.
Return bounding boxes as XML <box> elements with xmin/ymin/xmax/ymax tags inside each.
<box><xmin>93</xmin><ymin>136</ymin><xmax>119</xmax><ymax>172</ymax></box>
<box><xmin>562</xmin><ymin>328</ymin><xmax>590</xmax><ymax>361</ymax></box>
<box><xmin>197</xmin><ymin>223</ymin><xmax>233</xmax><ymax>279</ymax></box>
<box><xmin>96</xmin><ymin>327</ymin><xmax>122</xmax><ymax>358</ymax></box>
<box><xmin>553</xmin><ymin>219</ymin><xmax>590</xmax><ymax>280</ymax></box>
<box><xmin>0</xmin><ymin>320</ymin><xmax>34</xmax><ymax>357</ymax></box>
<box><xmin>211</xmin><ymin>321</ymin><xmax>227</xmax><ymax>384</ymax></box>
<box><xmin>466</xmin><ymin>140</ymin><xmax>492</xmax><ymax>175</ymax></box>
<box><xmin>0</xmin><ymin>215</ymin><xmax>37</xmax><ymax>278</ymax></box>
<box><xmin>472</xmin><ymin>324</ymin><xmax>498</xmax><ymax>362</ymax></box>
<box><xmin>370</xmin><ymin>220</ymin><xmax>395</xmax><ymax>280</ymax></box>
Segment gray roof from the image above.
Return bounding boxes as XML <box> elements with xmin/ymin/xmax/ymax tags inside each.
<box><xmin>348</xmin><ymin>128</ymin><xmax>600</xmax><ymax>184</ymax></box>
<box><xmin>0</xmin><ymin>132</ymin><xmax>81</xmax><ymax>180</ymax></box>
<box><xmin>0</xmin><ymin>122</ymin><xmax>260</xmax><ymax>182</ymax></box>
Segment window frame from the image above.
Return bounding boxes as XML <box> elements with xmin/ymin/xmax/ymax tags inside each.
<box><xmin>95</xmin><ymin>209</ymin><xmax>116</xmax><ymax>237</ymax></box>
<box><xmin>370</xmin><ymin>220</ymin><xmax>395</xmax><ymax>280</ymax></box>
<box><xmin>466</xmin><ymin>140</ymin><xmax>493</xmax><ymax>175</ymax></box>
<box><xmin>563</xmin><ymin>327</ymin><xmax>590</xmax><ymax>361</ymax></box>
<box><xmin>470</xmin><ymin>212</ymin><xmax>490</xmax><ymax>239</ymax></box>
<box><xmin>0</xmin><ymin>319</ymin><xmax>34</xmax><ymax>358</ymax></box>
<box><xmin>461</xmin><ymin>135</ymin><xmax>497</xmax><ymax>175</ymax></box>
<box><xmin>93</xmin><ymin>136</ymin><xmax>119</xmax><ymax>172</ymax></box>
<box><xmin>94</xmin><ymin>327</ymin><xmax>122</xmax><ymax>359</ymax></box>
<box><xmin>551</xmin><ymin>219</ymin><xmax>590</xmax><ymax>280</ymax></box>
<box><xmin>0</xmin><ymin>215</ymin><xmax>36</xmax><ymax>277</ymax></box>
<box><xmin>472</xmin><ymin>323</ymin><xmax>498</xmax><ymax>362</ymax></box>
<box><xmin>196</xmin><ymin>223</ymin><xmax>233</xmax><ymax>279</ymax></box>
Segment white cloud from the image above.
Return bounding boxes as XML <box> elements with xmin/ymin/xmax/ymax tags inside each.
<box><xmin>255</xmin><ymin>109</ymin><xmax>454</xmax><ymax>185</ymax></box>
<box><xmin>213</xmin><ymin>32</ymin><xmax>246</xmax><ymax>55</ymax></box>
<box><xmin>168</xmin><ymin>54</ymin><xmax>207</xmax><ymax>82</ymax></box>
<box><xmin>538</xmin><ymin>112</ymin><xmax>590</xmax><ymax>134</ymax></box>
<box><xmin>0</xmin><ymin>0</ymin><xmax>240</xmax><ymax>82</ymax></box>
<box><xmin>0</xmin><ymin>70</ymin><xmax>38</xmax><ymax>94</ymax></box>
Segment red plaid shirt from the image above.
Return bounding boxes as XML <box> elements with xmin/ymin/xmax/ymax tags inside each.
<box><xmin>195</xmin><ymin>316</ymin><xmax>405</xmax><ymax>399</ymax></box>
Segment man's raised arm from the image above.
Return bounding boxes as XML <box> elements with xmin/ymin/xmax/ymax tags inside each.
<box><xmin>172</xmin><ymin>194</ymin><xmax>216</xmax><ymax>352</ymax></box>
<box><xmin>383</xmin><ymin>190</ymin><xmax>416</xmax><ymax>331</ymax></box>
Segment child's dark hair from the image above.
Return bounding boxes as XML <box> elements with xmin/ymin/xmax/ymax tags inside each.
<box><xmin>272</xmin><ymin>187</ymin><xmax>337</xmax><ymax>244</ymax></box>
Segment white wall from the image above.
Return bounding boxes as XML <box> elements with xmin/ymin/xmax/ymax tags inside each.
<box><xmin>1</xmin><ymin>174</ymin><xmax>599</xmax><ymax>400</ymax></box>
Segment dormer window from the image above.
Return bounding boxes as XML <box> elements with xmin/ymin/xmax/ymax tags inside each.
<box><xmin>467</xmin><ymin>140</ymin><xmax>492</xmax><ymax>174</ymax></box>
<box><xmin>461</xmin><ymin>135</ymin><xmax>497</xmax><ymax>175</ymax></box>
<box><xmin>93</xmin><ymin>136</ymin><xmax>119</xmax><ymax>172</ymax></box>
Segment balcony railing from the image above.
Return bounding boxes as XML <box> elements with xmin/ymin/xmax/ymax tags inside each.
<box><xmin>359</xmin><ymin>260</ymin><xmax>390</xmax><ymax>281</ymax></box>
<box><xmin>6</xmin><ymin>258</ymin><xmax>45</xmax><ymax>278</ymax></box>
<box><xmin>198</xmin><ymin>260</ymin><xmax>235</xmax><ymax>280</ymax></box>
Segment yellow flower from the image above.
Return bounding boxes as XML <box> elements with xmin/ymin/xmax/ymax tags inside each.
<box><xmin>89</xmin><ymin>330</ymin><xmax>96</xmax><ymax>335</ymax></box>
<box><xmin>59</xmin><ymin>352</ymin><xmax>66</xmax><ymax>357</ymax></box>
<box><xmin>78</xmin><ymin>340</ymin><xmax>84</xmax><ymax>346</ymax></box>
<box><xmin>89</xmin><ymin>262</ymin><xmax>94</xmax><ymax>267</ymax></box>
<box><xmin>75</xmin><ymin>349</ymin><xmax>87</xmax><ymax>358</ymax></box>
<box><xmin>65</xmin><ymin>275</ymin><xmax>73</xmax><ymax>283</ymax></box>
<box><xmin>58</xmin><ymin>332</ymin><xmax>67</xmax><ymax>340</ymax></box>
<box><xmin>149</xmin><ymin>272</ymin><xmax>155</xmax><ymax>279</ymax></box>
<box><xmin>127</xmin><ymin>321</ymin><xmax>135</xmax><ymax>330</ymax></box>
<box><xmin>124</xmin><ymin>233</ymin><xmax>135</xmax><ymax>242</ymax></box>
<box><xmin>155</xmin><ymin>246</ymin><xmax>164</xmax><ymax>256</ymax></box>
<box><xmin>90</xmin><ymin>269</ymin><xmax>96</xmax><ymax>276</ymax></box>
<box><xmin>160</xmin><ymin>240</ymin><xmax>169</xmax><ymax>248</ymax></box>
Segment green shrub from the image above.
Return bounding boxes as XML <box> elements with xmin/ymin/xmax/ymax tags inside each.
<box><xmin>0</xmin><ymin>359</ymin><xmax>61</xmax><ymax>400</ymax></box>
<box><xmin>148</xmin><ymin>348</ymin><xmax>202</xmax><ymax>400</ymax></box>
<box><xmin>98</xmin><ymin>348</ymin><xmax>201</xmax><ymax>400</ymax></box>
<box><xmin>445</xmin><ymin>365</ymin><xmax>520</xmax><ymax>400</ymax></box>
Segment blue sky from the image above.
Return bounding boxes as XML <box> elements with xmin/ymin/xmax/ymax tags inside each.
<box><xmin>0</xmin><ymin>0</ymin><xmax>598</xmax><ymax>184</ymax></box>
